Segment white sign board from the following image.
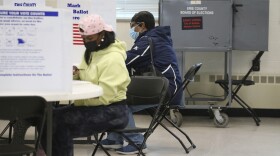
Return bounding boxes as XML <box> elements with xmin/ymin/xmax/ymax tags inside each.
<box><xmin>0</xmin><ymin>7</ymin><xmax>72</xmax><ymax>93</ymax></box>
<box><xmin>57</xmin><ymin>0</ymin><xmax>116</xmax><ymax>64</ymax></box>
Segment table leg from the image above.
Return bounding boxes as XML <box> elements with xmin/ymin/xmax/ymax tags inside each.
<box><xmin>46</xmin><ymin>102</ymin><xmax>53</xmax><ymax>156</ymax></box>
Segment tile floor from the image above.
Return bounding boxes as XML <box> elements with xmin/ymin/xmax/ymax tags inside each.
<box><xmin>73</xmin><ymin>115</ymin><xmax>280</xmax><ymax>156</ymax></box>
<box><xmin>1</xmin><ymin>115</ymin><xmax>280</xmax><ymax>156</ymax></box>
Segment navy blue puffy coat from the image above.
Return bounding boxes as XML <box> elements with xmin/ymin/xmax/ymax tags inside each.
<box><xmin>126</xmin><ymin>26</ymin><xmax>183</xmax><ymax>106</ymax></box>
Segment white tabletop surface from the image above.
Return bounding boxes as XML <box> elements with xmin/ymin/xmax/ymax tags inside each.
<box><xmin>0</xmin><ymin>80</ymin><xmax>103</xmax><ymax>102</ymax></box>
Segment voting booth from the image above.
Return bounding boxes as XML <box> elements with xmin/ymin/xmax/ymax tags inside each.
<box><xmin>159</xmin><ymin>0</ymin><xmax>269</xmax><ymax>127</ymax></box>
<box><xmin>159</xmin><ymin>0</ymin><xmax>269</xmax><ymax>51</ymax></box>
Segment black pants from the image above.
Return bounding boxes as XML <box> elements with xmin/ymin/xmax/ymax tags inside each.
<box><xmin>40</xmin><ymin>101</ymin><xmax>129</xmax><ymax>156</ymax></box>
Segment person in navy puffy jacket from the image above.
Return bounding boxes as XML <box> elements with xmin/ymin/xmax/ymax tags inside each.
<box><xmin>95</xmin><ymin>11</ymin><xmax>183</xmax><ymax>155</ymax></box>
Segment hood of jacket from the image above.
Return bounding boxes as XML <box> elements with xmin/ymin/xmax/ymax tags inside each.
<box><xmin>93</xmin><ymin>39</ymin><xmax>127</xmax><ymax>60</ymax></box>
<box><xmin>139</xmin><ymin>26</ymin><xmax>172</xmax><ymax>44</ymax></box>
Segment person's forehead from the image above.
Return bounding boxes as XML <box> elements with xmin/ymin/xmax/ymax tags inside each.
<box><xmin>130</xmin><ymin>22</ymin><xmax>140</xmax><ymax>27</ymax></box>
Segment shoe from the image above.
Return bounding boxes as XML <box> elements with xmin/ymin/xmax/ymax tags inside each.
<box><xmin>92</xmin><ymin>139</ymin><xmax>123</xmax><ymax>149</ymax></box>
<box><xmin>115</xmin><ymin>144</ymin><xmax>148</xmax><ymax>155</ymax></box>
<box><xmin>36</xmin><ymin>148</ymin><xmax>46</xmax><ymax>156</ymax></box>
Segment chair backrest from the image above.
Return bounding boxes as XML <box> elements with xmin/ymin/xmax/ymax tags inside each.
<box><xmin>126</xmin><ymin>76</ymin><xmax>169</xmax><ymax>105</ymax></box>
<box><xmin>241</xmin><ymin>51</ymin><xmax>264</xmax><ymax>81</ymax></box>
<box><xmin>0</xmin><ymin>96</ymin><xmax>47</xmax><ymax>149</ymax></box>
<box><xmin>167</xmin><ymin>63</ymin><xmax>202</xmax><ymax>104</ymax></box>
<box><xmin>0</xmin><ymin>96</ymin><xmax>47</xmax><ymax>121</ymax></box>
<box><xmin>184</xmin><ymin>63</ymin><xmax>202</xmax><ymax>82</ymax></box>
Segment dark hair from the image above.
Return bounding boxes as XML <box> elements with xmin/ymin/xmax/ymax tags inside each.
<box><xmin>131</xmin><ymin>11</ymin><xmax>155</xmax><ymax>30</ymax></box>
<box><xmin>84</xmin><ymin>31</ymin><xmax>115</xmax><ymax>65</ymax></box>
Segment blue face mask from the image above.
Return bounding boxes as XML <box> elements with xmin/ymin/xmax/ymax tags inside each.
<box><xmin>129</xmin><ymin>26</ymin><xmax>139</xmax><ymax>40</ymax></box>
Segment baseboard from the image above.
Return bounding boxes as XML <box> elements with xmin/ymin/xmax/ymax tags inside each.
<box><xmin>136</xmin><ymin>108</ymin><xmax>280</xmax><ymax>117</ymax></box>
<box><xmin>180</xmin><ymin>108</ymin><xmax>280</xmax><ymax>117</ymax></box>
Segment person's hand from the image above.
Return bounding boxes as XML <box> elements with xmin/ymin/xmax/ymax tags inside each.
<box><xmin>73</xmin><ymin>66</ymin><xmax>80</xmax><ymax>75</ymax></box>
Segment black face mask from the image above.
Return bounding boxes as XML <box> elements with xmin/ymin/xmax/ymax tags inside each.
<box><xmin>84</xmin><ymin>40</ymin><xmax>98</xmax><ymax>52</ymax></box>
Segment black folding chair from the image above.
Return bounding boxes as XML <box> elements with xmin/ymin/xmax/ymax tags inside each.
<box><xmin>144</xmin><ymin>63</ymin><xmax>202</xmax><ymax>155</ymax></box>
<box><xmin>92</xmin><ymin>76</ymin><xmax>170</xmax><ymax>156</ymax></box>
<box><xmin>0</xmin><ymin>96</ymin><xmax>47</xmax><ymax>156</ymax></box>
<box><xmin>108</xmin><ymin>63</ymin><xmax>201</xmax><ymax>155</ymax></box>
<box><xmin>215</xmin><ymin>51</ymin><xmax>264</xmax><ymax>126</ymax></box>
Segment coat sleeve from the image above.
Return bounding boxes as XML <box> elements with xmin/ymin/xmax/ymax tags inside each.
<box><xmin>126</xmin><ymin>37</ymin><xmax>151</xmax><ymax>69</ymax></box>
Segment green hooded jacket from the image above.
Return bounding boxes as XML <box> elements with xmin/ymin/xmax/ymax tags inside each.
<box><xmin>73</xmin><ymin>40</ymin><xmax>130</xmax><ymax>106</ymax></box>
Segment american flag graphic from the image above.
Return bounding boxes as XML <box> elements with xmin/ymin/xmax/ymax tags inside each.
<box><xmin>73</xmin><ymin>24</ymin><xmax>83</xmax><ymax>45</ymax></box>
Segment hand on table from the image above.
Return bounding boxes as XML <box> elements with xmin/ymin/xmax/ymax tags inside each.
<box><xmin>73</xmin><ymin>66</ymin><xmax>80</xmax><ymax>75</ymax></box>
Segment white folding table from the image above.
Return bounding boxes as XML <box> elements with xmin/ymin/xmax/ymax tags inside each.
<box><xmin>1</xmin><ymin>80</ymin><xmax>103</xmax><ymax>156</ymax></box>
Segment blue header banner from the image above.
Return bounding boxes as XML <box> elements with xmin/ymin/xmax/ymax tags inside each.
<box><xmin>0</xmin><ymin>10</ymin><xmax>58</xmax><ymax>16</ymax></box>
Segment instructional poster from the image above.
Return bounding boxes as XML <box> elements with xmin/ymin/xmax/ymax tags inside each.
<box><xmin>0</xmin><ymin>7</ymin><xmax>72</xmax><ymax>92</ymax></box>
<box><xmin>57</xmin><ymin>0</ymin><xmax>116</xmax><ymax>64</ymax></box>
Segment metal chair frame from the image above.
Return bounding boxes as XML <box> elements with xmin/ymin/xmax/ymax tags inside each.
<box><xmin>92</xmin><ymin>76</ymin><xmax>170</xmax><ymax>156</ymax></box>
<box><xmin>215</xmin><ymin>51</ymin><xmax>264</xmax><ymax>126</ymax></box>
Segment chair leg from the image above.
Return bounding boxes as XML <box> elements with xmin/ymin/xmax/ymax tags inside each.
<box><xmin>233</xmin><ymin>95</ymin><xmax>261</xmax><ymax>126</ymax></box>
<box><xmin>146</xmin><ymin>108</ymin><xmax>196</xmax><ymax>153</ymax></box>
<box><xmin>119</xmin><ymin>133</ymin><xmax>146</xmax><ymax>156</ymax></box>
<box><xmin>234</xmin><ymin>94</ymin><xmax>260</xmax><ymax>122</ymax></box>
<box><xmin>109</xmin><ymin>106</ymin><xmax>166</xmax><ymax>156</ymax></box>
<box><xmin>137</xmin><ymin>137</ymin><xmax>148</xmax><ymax>156</ymax></box>
<box><xmin>92</xmin><ymin>133</ymin><xmax>111</xmax><ymax>156</ymax></box>
<box><xmin>163</xmin><ymin>115</ymin><xmax>196</xmax><ymax>150</ymax></box>
<box><xmin>219</xmin><ymin>84</ymin><xmax>260</xmax><ymax>126</ymax></box>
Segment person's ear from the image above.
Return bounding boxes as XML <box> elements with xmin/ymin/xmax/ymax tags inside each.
<box><xmin>97</xmin><ymin>31</ymin><xmax>105</xmax><ymax>44</ymax></box>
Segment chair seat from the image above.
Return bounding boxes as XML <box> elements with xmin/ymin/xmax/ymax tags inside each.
<box><xmin>215</xmin><ymin>79</ymin><xmax>255</xmax><ymax>86</ymax></box>
<box><xmin>0</xmin><ymin>144</ymin><xmax>35</xmax><ymax>155</ymax></box>
<box><xmin>110</xmin><ymin>127</ymin><xmax>148</xmax><ymax>133</ymax></box>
